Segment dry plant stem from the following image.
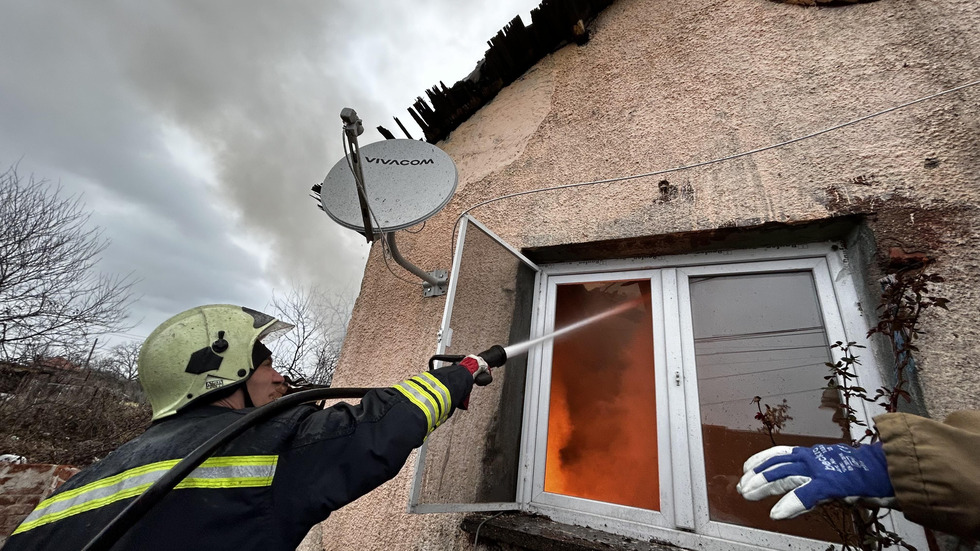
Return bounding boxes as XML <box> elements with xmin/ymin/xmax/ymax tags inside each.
<box><xmin>868</xmin><ymin>267</ymin><xmax>947</xmax><ymax>413</ymax></box>
<box><xmin>826</xmin><ymin>342</ymin><xmax>875</xmax><ymax>445</ymax></box>
<box><xmin>268</xmin><ymin>284</ymin><xmax>353</xmax><ymax>386</ymax></box>
<box><xmin>752</xmin><ymin>397</ymin><xmax>793</xmax><ymax>446</ymax></box>
<box><xmin>753</xmin><ymin>398</ymin><xmax>777</xmax><ymax>445</ymax></box>
<box><xmin>0</xmin><ymin>364</ymin><xmax>150</xmax><ymax>466</ymax></box>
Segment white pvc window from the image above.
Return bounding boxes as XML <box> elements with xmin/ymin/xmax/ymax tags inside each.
<box><xmin>519</xmin><ymin>246</ymin><xmax>929</xmax><ymax>551</ymax></box>
<box><xmin>413</xmin><ymin>233</ymin><xmax>927</xmax><ymax>550</ymax></box>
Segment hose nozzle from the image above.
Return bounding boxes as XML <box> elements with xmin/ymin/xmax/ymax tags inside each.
<box><xmin>426</xmin><ymin>345</ymin><xmax>507</xmax><ymax>386</ymax></box>
<box><xmin>477</xmin><ymin>345</ymin><xmax>507</xmax><ymax>368</ymax></box>
<box><xmin>472</xmin><ymin>345</ymin><xmax>507</xmax><ymax>386</ymax></box>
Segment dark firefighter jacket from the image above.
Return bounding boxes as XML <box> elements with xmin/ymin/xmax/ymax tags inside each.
<box><xmin>5</xmin><ymin>365</ymin><xmax>475</xmax><ymax>551</ymax></box>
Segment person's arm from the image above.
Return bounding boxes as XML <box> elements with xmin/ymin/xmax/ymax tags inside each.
<box><xmin>271</xmin><ymin>360</ymin><xmax>483</xmax><ymax>533</ymax></box>
<box><xmin>876</xmin><ymin>410</ymin><xmax>980</xmax><ymax>539</ymax></box>
<box><xmin>738</xmin><ymin>410</ymin><xmax>980</xmax><ymax>540</ymax></box>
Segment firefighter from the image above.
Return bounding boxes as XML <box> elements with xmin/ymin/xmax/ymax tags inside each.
<box><xmin>6</xmin><ymin>304</ymin><xmax>491</xmax><ymax>550</ymax></box>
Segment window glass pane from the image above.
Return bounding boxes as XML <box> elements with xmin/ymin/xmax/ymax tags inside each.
<box><xmin>690</xmin><ymin>271</ymin><xmax>847</xmax><ymax>540</ymax></box>
<box><xmin>414</xmin><ymin>221</ymin><xmax>534</xmax><ymax>508</ymax></box>
<box><xmin>545</xmin><ymin>280</ymin><xmax>659</xmax><ymax>511</ymax></box>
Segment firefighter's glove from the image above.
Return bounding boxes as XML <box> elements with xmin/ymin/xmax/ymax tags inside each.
<box><xmin>461</xmin><ymin>355</ymin><xmax>492</xmax><ymax>386</ymax></box>
<box><xmin>736</xmin><ymin>442</ymin><xmax>895</xmax><ymax>520</ymax></box>
<box><xmin>457</xmin><ymin>355</ymin><xmax>491</xmax><ymax>411</ymax></box>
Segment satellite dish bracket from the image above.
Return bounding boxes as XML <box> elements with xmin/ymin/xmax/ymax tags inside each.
<box><xmin>385</xmin><ymin>232</ymin><xmax>448</xmax><ymax>297</ymax></box>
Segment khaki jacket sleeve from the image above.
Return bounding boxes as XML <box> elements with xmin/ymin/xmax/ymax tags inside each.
<box><xmin>875</xmin><ymin>410</ymin><xmax>980</xmax><ymax>539</ymax></box>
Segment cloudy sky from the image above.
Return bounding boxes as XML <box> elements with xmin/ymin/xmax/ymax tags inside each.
<box><xmin>0</xmin><ymin>1</ymin><xmax>539</xmax><ymax>345</ymax></box>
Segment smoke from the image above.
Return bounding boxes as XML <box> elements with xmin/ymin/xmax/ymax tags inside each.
<box><xmin>107</xmin><ymin>0</ymin><xmax>541</xmax><ymax>292</ymax></box>
<box><xmin>0</xmin><ymin>0</ymin><xmax>541</xmax><ymax>338</ymax></box>
<box><xmin>107</xmin><ymin>0</ymin><xmax>371</xmax><ymax>292</ymax></box>
<box><xmin>545</xmin><ymin>281</ymin><xmax>660</xmax><ymax>511</ymax></box>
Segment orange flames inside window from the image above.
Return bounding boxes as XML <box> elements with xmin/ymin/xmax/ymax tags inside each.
<box><xmin>544</xmin><ymin>281</ymin><xmax>659</xmax><ymax>511</ymax></box>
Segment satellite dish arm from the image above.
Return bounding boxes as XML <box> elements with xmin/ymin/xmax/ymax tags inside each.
<box><xmin>385</xmin><ymin>232</ymin><xmax>447</xmax><ymax>289</ymax></box>
<box><xmin>340</xmin><ymin>108</ymin><xmax>374</xmax><ymax>242</ymax></box>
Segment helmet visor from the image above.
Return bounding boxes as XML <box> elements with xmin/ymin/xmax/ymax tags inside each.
<box><xmin>258</xmin><ymin>320</ymin><xmax>295</xmax><ymax>344</ymax></box>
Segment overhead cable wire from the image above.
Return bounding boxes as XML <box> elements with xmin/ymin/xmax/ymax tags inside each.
<box><xmin>696</xmin><ymin>360</ymin><xmax>834</xmax><ymax>381</ymax></box>
<box><xmin>403</xmin><ymin>221</ymin><xmax>426</xmax><ymax>234</ymax></box>
<box><xmin>694</xmin><ymin>326</ymin><xmax>826</xmax><ymax>343</ymax></box>
<box><xmin>695</xmin><ymin>344</ymin><xmax>830</xmax><ymax>357</ymax></box>
<box><xmin>449</xmin><ymin>77</ymin><xmax>980</xmax><ymax>259</ymax></box>
<box><xmin>378</xmin><ymin>241</ymin><xmax>424</xmax><ymax>286</ymax></box>
<box><xmin>105</xmin><ymin>331</ymin><xmax>148</xmax><ymax>341</ymax></box>
<box><xmin>697</xmin><ymin>353</ymin><xmax>830</xmax><ymax>368</ymax></box>
<box><xmin>473</xmin><ymin>511</ymin><xmax>507</xmax><ymax>547</ymax></box>
<box><xmin>699</xmin><ymin>386</ymin><xmax>829</xmax><ymax>407</ymax></box>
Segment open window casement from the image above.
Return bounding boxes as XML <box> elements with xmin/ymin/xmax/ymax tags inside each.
<box><xmin>408</xmin><ymin>215</ymin><xmax>540</xmax><ymax>513</ymax></box>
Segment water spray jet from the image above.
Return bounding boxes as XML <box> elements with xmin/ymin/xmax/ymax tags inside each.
<box><xmin>504</xmin><ymin>297</ymin><xmax>643</xmax><ymax>359</ymax></box>
<box><xmin>429</xmin><ymin>296</ymin><xmax>645</xmax><ymax>385</ymax></box>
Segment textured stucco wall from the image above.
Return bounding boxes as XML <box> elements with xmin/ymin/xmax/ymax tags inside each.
<box><xmin>321</xmin><ymin>0</ymin><xmax>979</xmax><ymax>548</ymax></box>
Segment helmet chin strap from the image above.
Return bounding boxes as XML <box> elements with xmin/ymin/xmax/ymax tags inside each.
<box><xmin>246</xmin><ymin>342</ymin><xmax>272</xmax><ymax>409</ymax></box>
<box><xmin>242</xmin><ymin>381</ymin><xmax>255</xmax><ymax>408</ymax></box>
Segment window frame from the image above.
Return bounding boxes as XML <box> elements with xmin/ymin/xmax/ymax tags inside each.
<box><xmin>516</xmin><ymin>244</ymin><xmax>929</xmax><ymax>551</ymax></box>
<box><xmin>525</xmin><ymin>269</ymin><xmax>676</xmax><ymax>530</ymax></box>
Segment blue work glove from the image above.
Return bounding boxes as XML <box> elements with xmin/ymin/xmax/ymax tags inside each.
<box><xmin>736</xmin><ymin>443</ymin><xmax>896</xmax><ymax>519</ymax></box>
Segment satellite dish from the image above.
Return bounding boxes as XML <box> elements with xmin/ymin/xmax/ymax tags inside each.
<box><xmin>320</xmin><ymin>139</ymin><xmax>458</xmax><ymax>233</ymax></box>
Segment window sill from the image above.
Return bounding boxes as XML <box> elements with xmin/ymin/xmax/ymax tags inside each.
<box><xmin>460</xmin><ymin>513</ymin><xmax>683</xmax><ymax>551</ymax></box>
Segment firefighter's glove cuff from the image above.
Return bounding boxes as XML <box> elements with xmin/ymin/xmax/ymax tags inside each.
<box><xmin>736</xmin><ymin>443</ymin><xmax>895</xmax><ymax>520</ymax></box>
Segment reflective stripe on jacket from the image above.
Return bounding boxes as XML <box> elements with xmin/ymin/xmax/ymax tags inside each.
<box><xmin>14</xmin><ymin>455</ymin><xmax>278</xmax><ymax>535</ymax></box>
<box><xmin>5</xmin><ymin>365</ymin><xmax>474</xmax><ymax>551</ymax></box>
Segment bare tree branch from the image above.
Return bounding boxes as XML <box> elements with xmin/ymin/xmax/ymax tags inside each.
<box><xmin>268</xmin><ymin>284</ymin><xmax>354</xmax><ymax>386</ymax></box>
<box><xmin>97</xmin><ymin>341</ymin><xmax>142</xmax><ymax>381</ymax></box>
<box><xmin>0</xmin><ymin>168</ymin><xmax>137</xmax><ymax>362</ymax></box>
